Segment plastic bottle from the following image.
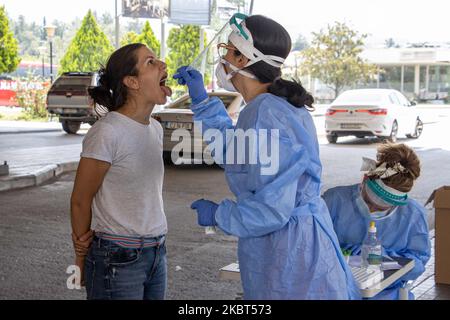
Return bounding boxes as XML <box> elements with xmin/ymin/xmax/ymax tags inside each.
<box><xmin>361</xmin><ymin>221</ymin><xmax>382</xmax><ymax>270</ymax></box>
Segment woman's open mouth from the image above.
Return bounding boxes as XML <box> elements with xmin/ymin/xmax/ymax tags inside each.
<box><xmin>159</xmin><ymin>75</ymin><xmax>172</xmax><ymax>97</ymax></box>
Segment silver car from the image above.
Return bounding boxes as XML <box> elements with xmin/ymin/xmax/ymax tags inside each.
<box><xmin>152</xmin><ymin>91</ymin><xmax>244</xmax><ymax>164</ymax></box>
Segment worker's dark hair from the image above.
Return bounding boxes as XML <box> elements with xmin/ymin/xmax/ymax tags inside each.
<box><xmin>243</xmin><ymin>15</ymin><xmax>314</xmax><ymax>109</ymax></box>
<box><xmin>88</xmin><ymin>43</ymin><xmax>145</xmax><ymax>115</ymax></box>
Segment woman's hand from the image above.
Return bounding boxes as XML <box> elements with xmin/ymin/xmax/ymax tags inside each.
<box><xmin>72</xmin><ymin>229</ymin><xmax>94</xmax><ymax>257</ymax></box>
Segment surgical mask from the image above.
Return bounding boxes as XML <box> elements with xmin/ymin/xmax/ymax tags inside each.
<box><xmin>215</xmin><ymin>61</ymin><xmax>237</xmax><ymax>92</ymax></box>
<box><xmin>356</xmin><ymin>185</ymin><xmax>397</xmax><ymax>220</ymax></box>
<box><xmin>215</xmin><ymin>58</ymin><xmax>258</xmax><ymax>92</ymax></box>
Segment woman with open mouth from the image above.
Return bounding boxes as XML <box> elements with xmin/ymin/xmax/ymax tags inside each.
<box><xmin>70</xmin><ymin>43</ymin><xmax>172</xmax><ymax>300</ymax></box>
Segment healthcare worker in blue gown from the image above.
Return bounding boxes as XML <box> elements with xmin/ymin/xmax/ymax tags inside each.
<box><xmin>323</xmin><ymin>143</ymin><xmax>431</xmax><ymax>300</ymax></box>
<box><xmin>173</xmin><ymin>14</ymin><xmax>360</xmax><ymax>300</ymax></box>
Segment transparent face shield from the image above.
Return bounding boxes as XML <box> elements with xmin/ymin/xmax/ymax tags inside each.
<box><xmin>187</xmin><ymin>13</ymin><xmax>249</xmax><ymax>74</ymax></box>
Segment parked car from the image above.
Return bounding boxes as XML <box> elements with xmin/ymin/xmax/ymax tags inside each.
<box><xmin>151</xmin><ymin>91</ymin><xmax>245</xmax><ymax>163</ymax></box>
<box><xmin>46</xmin><ymin>72</ymin><xmax>98</xmax><ymax>134</ymax></box>
<box><xmin>325</xmin><ymin>89</ymin><xmax>423</xmax><ymax>143</ymax></box>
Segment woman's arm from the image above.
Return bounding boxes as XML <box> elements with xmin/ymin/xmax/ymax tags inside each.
<box><xmin>70</xmin><ymin>157</ymin><xmax>111</xmax><ymax>253</ymax></box>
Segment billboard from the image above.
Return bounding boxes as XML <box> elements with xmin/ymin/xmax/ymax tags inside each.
<box><xmin>122</xmin><ymin>0</ymin><xmax>169</xmax><ymax>19</ymax></box>
<box><xmin>169</xmin><ymin>0</ymin><xmax>211</xmax><ymax>26</ymax></box>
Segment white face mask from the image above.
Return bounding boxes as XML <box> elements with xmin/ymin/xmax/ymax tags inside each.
<box><xmin>215</xmin><ymin>61</ymin><xmax>237</xmax><ymax>92</ymax></box>
<box><xmin>215</xmin><ymin>58</ymin><xmax>258</xmax><ymax>92</ymax></box>
<box><xmin>355</xmin><ymin>188</ymin><xmax>396</xmax><ymax>220</ymax></box>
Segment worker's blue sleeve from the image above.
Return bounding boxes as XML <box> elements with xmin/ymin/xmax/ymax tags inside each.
<box><xmin>323</xmin><ymin>189</ymin><xmax>362</xmax><ymax>255</ymax></box>
<box><xmin>383</xmin><ymin>206</ymin><xmax>431</xmax><ymax>284</ymax></box>
<box><xmin>191</xmin><ymin>97</ymin><xmax>234</xmax><ymax>166</ymax></box>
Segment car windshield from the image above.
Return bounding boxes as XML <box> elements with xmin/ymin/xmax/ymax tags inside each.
<box><xmin>51</xmin><ymin>77</ymin><xmax>91</xmax><ymax>91</ymax></box>
<box><xmin>169</xmin><ymin>95</ymin><xmax>236</xmax><ymax>110</ymax></box>
<box><xmin>334</xmin><ymin>91</ymin><xmax>384</xmax><ymax>105</ymax></box>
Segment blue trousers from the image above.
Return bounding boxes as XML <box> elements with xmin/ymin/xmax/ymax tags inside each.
<box><xmin>84</xmin><ymin>235</ymin><xmax>167</xmax><ymax>300</ymax></box>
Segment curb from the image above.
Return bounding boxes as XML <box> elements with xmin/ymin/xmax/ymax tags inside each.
<box><xmin>0</xmin><ymin>161</ymin><xmax>79</xmax><ymax>193</ymax></box>
<box><xmin>0</xmin><ymin>128</ymin><xmax>62</xmax><ymax>135</ymax></box>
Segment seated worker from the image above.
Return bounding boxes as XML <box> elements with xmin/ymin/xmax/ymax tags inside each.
<box><xmin>323</xmin><ymin>143</ymin><xmax>431</xmax><ymax>300</ymax></box>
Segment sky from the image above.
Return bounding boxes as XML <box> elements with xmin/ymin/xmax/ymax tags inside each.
<box><xmin>1</xmin><ymin>0</ymin><xmax>450</xmax><ymax>46</ymax></box>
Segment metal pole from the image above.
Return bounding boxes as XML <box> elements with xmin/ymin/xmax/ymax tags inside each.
<box><xmin>115</xmin><ymin>0</ymin><xmax>120</xmax><ymax>49</ymax></box>
<box><xmin>249</xmin><ymin>0</ymin><xmax>254</xmax><ymax>15</ymax></box>
<box><xmin>160</xmin><ymin>17</ymin><xmax>166</xmax><ymax>59</ymax></box>
<box><xmin>50</xmin><ymin>40</ymin><xmax>53</xmax><ymax>83</ymax></box>
<box><xmin>199</xmin><ymin>26</ymin><xmax>205</xmax><ymax>76</ymax></box>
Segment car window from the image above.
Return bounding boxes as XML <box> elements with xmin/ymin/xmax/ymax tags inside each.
<box><xmin>389</xmin><ymin>93</ymin><xmax>401</xmax><ymax>105</ymax></box>
<box><xmin>51</xmin><ymin>77</ymin><xmax>91</xmax><ymax>91</ymax></box>
<box><xmin>334</xmin><ymin>91</ymin><xmax>383</xmax><ymax>104</ymax></box>
<box><xmin>396</xmin><ymin>92</ymin><xmax>410</xmax><ymax>106</ymax></box>
<box><xmin>168</xmin><ymin>94</ymin><xmax>237</xmax><ymax>110</ymax></box>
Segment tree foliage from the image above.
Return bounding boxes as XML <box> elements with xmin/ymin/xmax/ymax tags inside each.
<box><xmin>292</xmin><ymin>34</ymin><xmax>309</xmax><ymax>51</ymax></box>
<box><xmin>136</xmin><ymin>21</ymin><xmax>160</xmax><ymax>56</ymax></box>
<box><xmin>301</xmin><ymin>22</ymin><xmax>378</xmax><ymax>98</ymax></box>
<box><xmin>120</xmin><ymin>21</ymin><xmax>160</xmax><ymax>56</ymax></box>
<box><xmin>0</xmin><ymin>6</ymin><xmax>20</xmax><ymax>74</ymax></box>
<box><xmin>120</xmin><ymin>31</ymin><xmax>139</xmax><ymax>47</ymax></box>
<box><xmin>166</xmin><ymin>25</ymin><xmax>209</xmax><ymax>91</ymax></box>
<box><xmin>59</xmin><ymin>10</ymin><xmax>114</xmax><ymax>74</ymax></box>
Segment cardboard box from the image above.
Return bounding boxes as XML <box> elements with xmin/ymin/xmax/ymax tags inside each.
<box><xmin>426</xmin><ymin>186</ymin><xmax>450</xmax><ymax>285</ymax></box>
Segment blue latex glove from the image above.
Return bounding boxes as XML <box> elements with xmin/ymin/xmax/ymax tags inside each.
<box><xmin>173</xmin><ymin>66</ymin><xmax>208</xmax><ymax>105</ymax></box>
<box><xmin>191</xmin><ymin>199</ymin><xmax>218</xmax><ymax>227</ymax></box>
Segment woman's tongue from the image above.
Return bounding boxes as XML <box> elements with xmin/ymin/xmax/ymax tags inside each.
<box><xmin>160</xmin><ymin>84</ymin><xmax>172</xmax><ymax>97</ymax></box>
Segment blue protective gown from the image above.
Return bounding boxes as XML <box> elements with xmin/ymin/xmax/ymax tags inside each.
<box><xmin>191</xmin><ymin>93</ymin><xmax>361</xmax><ymax>300</ymax></box>
<box><xmin>323</xmin><ymin>184</ymin><xmax>431</xmax><ymax>300</ymax></box>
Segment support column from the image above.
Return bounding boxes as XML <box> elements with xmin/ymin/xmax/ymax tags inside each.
<box><xmin>160</xmin><ymin>17</ymin><xmax>166</xmax><ymax>60</ymax></box>
<box><xmin>414</xmin><ymin>65</ymin><xmax>420</xmax><ymax>97</ymax></box>
<box><xmin>401</xmin><ymin>65</ymin><xmax>405</xmax><ymax>92</ymax></box>
<box><xmin>115</xmin><ymin>0</ymin><xmax>120</xmax><ymax>49</ymax></box>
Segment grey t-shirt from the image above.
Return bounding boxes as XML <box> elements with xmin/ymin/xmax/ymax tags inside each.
<box><xmin>80</xmin><ymin>111</ymin><xmax>167</xmax><ymax>237</ymax></box>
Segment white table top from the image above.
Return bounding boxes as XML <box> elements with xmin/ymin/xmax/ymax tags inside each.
<box><xmin>219</xmin><ymin>257</ymin><xmax>415</xmax><ymax>299</ymax></box>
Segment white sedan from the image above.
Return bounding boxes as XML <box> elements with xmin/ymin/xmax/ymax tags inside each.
<box><xmin>325</xmin><ymin>89</ymin><xmax>423</xmax><ymax>143</ymax></box>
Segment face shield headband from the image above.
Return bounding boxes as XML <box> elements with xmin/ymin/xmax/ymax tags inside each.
<box><xmin>365</xmin><ymin>179</ymin><xmax>408</xmax><ymax>206</ymax></box>
<box><xmin>224</xmin><ymin>13</ymin><xmax>286</xmax><ymax>78</ymax></box>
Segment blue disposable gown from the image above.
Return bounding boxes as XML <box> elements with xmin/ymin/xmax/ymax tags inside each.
<box><xmin>323</xmin><ymin>184</ymin><xmax>431</xmax><ymax>300</ymax></box>
<box><xmin>191</xmin><ymin>93</ymin><xmax>360</xmax><ymax>300</ymax></box>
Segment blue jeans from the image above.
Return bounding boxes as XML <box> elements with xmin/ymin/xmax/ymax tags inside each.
<box><xmin>84</xmin><ymin>235</ymin><xmax>167</xmax><ymax>300</ymax></box>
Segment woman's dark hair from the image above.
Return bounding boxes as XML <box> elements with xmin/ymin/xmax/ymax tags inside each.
<box><xmin>88</xmin><ymin>43</ymin><xmax>145</xmax><ymax>115</ymax></box>
<box><xmin>243</xmin><ymin>15</ymin><xmax>314</xmax><ymax>108</ymax></box>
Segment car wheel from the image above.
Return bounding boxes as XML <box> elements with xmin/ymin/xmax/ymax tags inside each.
<box><xmin>385</xmin><ymin>121</ymin><xmax>398</xmax><ymax>143</ymax></box>
<box><xmin>326</xmin><ymin>134</ymin><xmax>338</xmax><ymax>144</ymax></box>
<box><xmin>61</xmin><ymin>121</ymin><xmax>81</xmax><ymax>134</ymax></box>
<box><xmin>406</xmin><ymin>118</ymin><xmax>423</xmax><ymax>139</ymax></box>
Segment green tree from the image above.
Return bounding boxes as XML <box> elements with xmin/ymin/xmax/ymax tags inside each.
<box><xmin>292</xmin><ymin>34</ymin><xmax>309</xmax><ymax>51</ymax></box>
<box><xmin>166</xmin><ymin>25</ymin><xmax>209</xmax><ymax>92</ymax></box>
<box><xmin>301</xmin><ymin>22</ymin><xmax>378</xmax><ymax>98</ymax></box>
<box><xmin>0</xmin><ymin>6</ymin><xmax>20</xmax><ymax>73</ymax></box>
<box><xmin>59</xmin><ymin>10</ymin><xmax>114</xmax><ymax>74</ymax></box>
<box><xmin>136</xmin><ymin>21</ymin><xmax>160</xmax><ymax>56</ymax></box>
<box><xmin>120</xmin><ymin>22</ymin><xmax>160</xmax><ymax>56</ymax></box>
<box><xmin>120</xmin><ymin>31</ymin><xmax>139</xmax><ymax>47</ymax></box>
